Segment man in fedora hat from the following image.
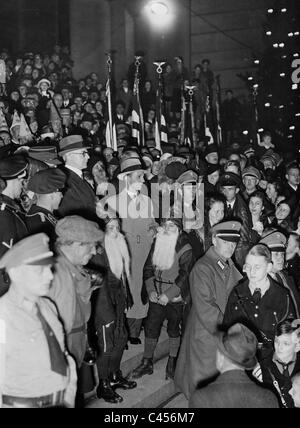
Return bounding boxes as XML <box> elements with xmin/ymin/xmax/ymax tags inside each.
<box><xmin>189</xmin><ymin>324</ymin><xmax>279</xmax><ymax>408</ymax></box>
<box><xmin>57</xmin><ymin>135</ymin><xmax>97</xmax><ymax>221</ymax></box>
<box><xmin>175</xmin><ymin>221</ymin><xmax>243</xmax><ymax>399</ymax></box>
<box><xmin>96</xmin><ymin>154</ymin><xmax>155</xmax><ymax>344</ymax></box>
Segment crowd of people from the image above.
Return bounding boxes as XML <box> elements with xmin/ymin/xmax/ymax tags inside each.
<box><xmin>1</xmin><ymin>44</ymin><xmax>300</xmax><ymax>409</ymax></box>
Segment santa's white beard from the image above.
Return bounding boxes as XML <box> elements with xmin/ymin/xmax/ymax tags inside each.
<box><xmin>105</xmin><ymin>233</ymin><xmax>131</xmax><ymax>280</ymax></box>
<box><xmin>152</xmin><ymin>229</ymin><xmax>179</xmax><ymax>271</ymax></box>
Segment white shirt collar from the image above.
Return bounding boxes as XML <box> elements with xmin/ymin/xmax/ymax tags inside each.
<box><xmin>249</xmin><ymin>279</ymin><xmax>270</xmax><ymax>298</ymax></box>
<box><xmin>66</xmin><ymin>165</ymin><xmax>83</xmax><ymax>179</ymax></box>
<box><xmin>289</xmin><ymin>183</ymin><xmax>298</xmax><ymax>191</ymax></box>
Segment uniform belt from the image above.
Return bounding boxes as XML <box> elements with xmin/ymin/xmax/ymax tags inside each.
<box><xmin>70</xmin><ymin>324</ymin><xmax>86</xmax><ymax>334</ymax></box>
<box><xmin>2</xmin><ymin>390</ymin><xmax>65</xmax><ymax>408</ymax></box>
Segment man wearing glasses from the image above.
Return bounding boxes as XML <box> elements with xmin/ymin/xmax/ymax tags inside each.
<box><xmin>57</xmin><ymin>135</ymin><xmax>97</xmax><ymax>221</ymax></box>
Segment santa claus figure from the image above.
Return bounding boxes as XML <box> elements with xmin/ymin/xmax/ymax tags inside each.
<box><xmin>131</xmin><ymin>214</ymin><xmax>194</xmax><ymax>381</ymax></box>
<box><xmin>93</xmin><ymin>217</ymin><xmax>136</xmax><ymax>404</ymax></box>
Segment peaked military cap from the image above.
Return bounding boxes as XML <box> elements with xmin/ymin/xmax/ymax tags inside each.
<box><xmin>211</xmin><ymin>220</ymin><xmax>242</xmax><ymax>242</ymax></box>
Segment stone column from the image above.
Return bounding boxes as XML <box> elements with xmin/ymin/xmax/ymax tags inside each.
<box><xmin>70</xmin><ymin>0</ymin><xmax>111</xmax><ymax>81</ymax></box>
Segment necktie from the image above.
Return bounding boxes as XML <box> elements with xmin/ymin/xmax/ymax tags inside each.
<box><xmin>227</xmin><ymin>204</ymin><xmax>233</xmax><ymax>218</ymax></box>
<box><xmin>276</xmin><ymin>361</ymin><xmax>294</xmax><ymax>378</ymax></box>
<box><xmin>252</xmin><ymin>288</ymin><xmax>262</xmax><ymax>305</ymax></box>
<box><xmin>36</xmin><ymin>305</ymin><xmax>68</xmax><ymax>376</ymax></box>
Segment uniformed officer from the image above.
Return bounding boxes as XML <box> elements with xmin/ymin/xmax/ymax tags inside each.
<box><xmin>26</xmin><ymin>168</ymin><xmax>67</xmax><ymax>246</ymax></box>
<box><xmin>0</xmin><ymin>155</ymin><xmax>29</xmax><ymax>296</ymax></box>
<box><xmin>223</xmin><ymin>244</ymin><xmax>296</xmax><ymax>362</ymax></box>
<box><xmin>0</xmin><ymin>233</ymin><xmax>77</xmax><ymax>408</ymax></box>
<box><xmin>174</xmin><ymin>221</ymin><xmax>243</xmax><ymax>399</ymax></box>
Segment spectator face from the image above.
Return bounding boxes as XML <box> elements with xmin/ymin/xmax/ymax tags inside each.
<box><xmin>145</xmin><ymin>81</ymin><xmax>152</xmax><ymax>91</ymax></box>
<box><xmin>103</xmin><ymin>148</ymin><xmax>114</xmax><ymax>163</ymax></box>
<box><xmin>243</xmin><ymin>254</ymin><xmax>271</xmax><ymax>283</ymax></box>
<box><xmin>249</xmin><ymin>196</ymin><xmax>264</xmax><ymax>217</ymax></box>
<box><xmin>74</xmin><ymin>97</ymin><xmax>83</xmax><ymax>109</ymax></box>
<box><xmin>10</xmin><ymin>91</ymin><xmax>20</xmax><ymax>102</ymax></box>
<box><xmin>221</xmin><ymin>186</ymin><xmax>238</xmax><ymax>203</ymax></box>
<box><xmin>286</xmin><ymin>235</ymin><xmax>300</xmax><ymax>258</ymax></box>
<box><xmin>276</xmin><ymin>203</ymin><xmax>291</xmax><ymax>221</ymax></box>
<box><xmin>166</xmin><ymin>64</ymin><xmax>172</xmax><ymax>73</ymax></box>
<box><xmin>51</xmin><ymin>54</ymin><xmax>60</xmax><ymax>64</ymax></box>
<box><xmin>90</xmin><ymin>91</ymin><xmax>99</xmax><ymax>102</ymax></box>
<box><xmin>226</xmin><ymin>91</ymin><xmax>233</xmax><ymax>100</ymax></box>
<box><xmin>213</xmin><ymin>236</ymin><xmax>237</xmax><ymax>260</ymax></box>
<box><xmin>286</xmin><ymin>168</ymin><xmax>300</xmax><ymax>187</ymax></box>
<box><xmin>126</xmin><ymin>171</ymin><xmax>145</xmax><ymax>193</ymax></box>
<box><xmin>53</xmin><ymin>94</ymin><xmax>63</xmax><ymax>108</ymax></box>
<box><xmin>86</xmin><ymin>77</ymin><xmax>92</xmax><ymax>87</ymax></box>
<box><xmin>106</xmin><ymin>219</ymin><xmax>120</xmax><ymax>238</ymax></box>
<box><xmin>266</xmin><ymin>183</ymin><xmax>277</xmax><ymax>201</ymax></box>
<box><xmin>263</xmin><ymin>135</ymin><xmax>272</xmax><ymax>146</ymax></box>
<box><xmin>122</xmin><ymin>79</ymin><xmax>129</xmax><ymax>89</ymax></box>
<box><xmin>51</xmin><ymin>191</ymin><xmax>63</xmax><ymax>211</ymax></box>
<box><xmin>61</xmin><ymin>88</ymin><xmax>70</xmax><ymax>99</ymax></box>
<box><xmin>289</xmin><ymin>378</ymin><xmax>300</xmax><ymax>407</ymax></box>
<box><xmin>24</xmin><ymin>64</ymin><xmax>32</xmax><ymax>75</ymax></box>
<box><xmin>67</xmin><ymin>149</ymin><xmax>90</xmax><ymax>170</ymax></box>
<box><xmin>39</xmin><ymin>82</ymin><xmax>49</xmax><ymax>93</ymax></box>
<box><xmin>209</xmin><ymin>201</ymin><xmax>224</xmax><ymax>227</ymax></box>
<box><xmin>262</xmin><ymin>159</ymin><xmax>275</xmax><ymax>170</ymax></box>
<box><xmin>95</xmin><ymin>101</ymin><xmax>103</xmax><ymax>113</ymax></box>
<box><xmin>91</xmin><ymin>73</ymin><xmax>98</xmax><ymax>82</ymax></box>
<box><xmin>48</xmin><ymin>62</ymin><xmax>56</xmax><ymax>72</ymax></box>
<box><xmin>116</xmin><ymin>104</ymin><xmax>125</xmax><ymax>116</ymax></box>
<box><xmin>84</xmin><ymin>103</ymin><xmax>94</xmax><ymax>114</ymax></box>
<box><xmin>148</xmin><ymin>110</ymin><xmax>155</xmax><ymax>121</ymax></box>
<box><xmin>271</xmin><ymin>251</ymin><xmax>285</xmax><ymax>272</ymax></box>
<box><xmin>243</xmin><ymin>176</ymin><xmax>258</xmax><ymax>193</ymax></box>
<box><xmin>81</xmin><ymin>91</ymin><xmax>89</xmax><ymax>101</ymax></box>
<box><xmin>32</xmin><ymin>69</ymin><xmax>40</xmax><ymax>80</ymax></box>
<box><xmin>275</xmin><ymin>333</ymin><xmax>297</xmax><ymax>363</ymax></box>
<box><xmin>79</xmin><ymin>80</ymin><xmax>85</xmax><ymax>90</ymax></box>
<box><xmin>207</xmin><ymin>170</ymin><xmax>220</xmax><ymax>186</ymax></box>
<box><xmin>206</xmin><ymin>152</ymin><xmax>219</xmax><ymax>165</ymax></box>
<box><xmin>81</xmin><ymin>120</ymin><xmax>93</xmax><ymax>132</ymax></box>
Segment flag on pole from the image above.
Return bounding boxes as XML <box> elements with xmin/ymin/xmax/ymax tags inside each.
<box><xmin>155</xmin><ymin>83</ymin><xmax>168</xmax><ymax>151</ymax></box>
<box><xmin>0</xmin><ymin>108</ymin><xmax>9</xmax><ymax>135</ymax></box>
<box><xmin>131</xmin><ymin>80</ymin><xmax>145</xmax><ymax>146</ymax></box>
<box><xmin>10</xmin><ymin>110</ymin><xmax>21</xmax><ymax>144</ymax></box>
<box><xmin>50</xmin><ymin>100</ymin><xmax>63</xmax><ymax>136</ymax></box>
<box><xmin>105</xmin><ymin>79</ymin><xmax>117</xmax><ymax>151</ymax></box>
<box><xmin>182</xmin><ymin>98</ymin><xmax>193</xmax><ymax>147</ymax></box>
<box><xmin>19</xmin><ymin>113</ymin><xmax>32</xmax><ymax>140</ymax></box>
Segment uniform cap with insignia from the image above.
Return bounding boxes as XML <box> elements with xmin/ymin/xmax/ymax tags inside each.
<box><xmin>204</xmin><ymin>144</ymin><xmax>218</xmax><ymax>157</ymax></box>
<box><xmin>28</xmin><ymin>146</ymin><xmax>62</xmax><ymax>166</ymax></box>
<box><xmin>55</xmin><ymin>215</ymin><xmax>104</xmax><ymax>244</ymax></box>
<box><xmin>242</xmin><ymin>166</ymin><xmax>261</xmax><ymax>181</ymax></box>
<box><xmin>0</xmin><ymin>233</ymin><xmax>54</xmax><ymax>271</ymax></box>
<box><xmin>211</xmin><ymin>220</ymin><xmax>242</xmax><ymax>242</ymax></box>
<box><xmin>0</xmin><ymin>155</ymin><xmax>28</xmax><ymax>180</ymax></box>
<box><xmin>27</xmin><ymin>168</ymin><xmax>67</xmax><ymax>194</ymax></box>
<box><xmin>219</xmin><ymin>172</ymin><xmax>241</xmax><ymax>188</ymax></box>
<box><xmin>259</xmin><ymin>231</ymin><xmax>287</xmax><ymax>252</ymax></box>
<box><xmin>177</xmin><ymin>170</ymin><xmax>198</xmax><ymax>185</ymax></box>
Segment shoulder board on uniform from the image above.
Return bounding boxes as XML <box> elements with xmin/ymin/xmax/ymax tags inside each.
<box><xmin>217</xmin><ymin>260</ymin><xmax>226</xmax><ymax>270</ymax></box>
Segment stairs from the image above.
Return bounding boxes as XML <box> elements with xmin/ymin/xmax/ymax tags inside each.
<box><xmin>85</xmin><ymin>326</ymin><xmax>185</xmax><ymax>409</ymax></box>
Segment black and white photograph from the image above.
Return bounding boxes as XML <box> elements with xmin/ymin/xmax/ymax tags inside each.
<box><xmin>0</xmin><ymin>0</ymin><xmax>300</xmax><ymax>411</ymax></box>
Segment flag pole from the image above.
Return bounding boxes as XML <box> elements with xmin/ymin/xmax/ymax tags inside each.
<box><xmin>153</xmin><ymin>61</ymin><xmax>166</xmax><ymax>151</ymax></box>
<box><xmin>186</xmin><ymin>85</ymin><xmax>197</xmax><ymax>148</ymax></box>
<box><xmin>134</xmin><ymin>56</ymin><xmax>145</xmax><ymax>146</ymax></box>
<box><xmin>105</xmin><ymin>51</ymin><xmax>117</xmax><ymax>152</ymax></box>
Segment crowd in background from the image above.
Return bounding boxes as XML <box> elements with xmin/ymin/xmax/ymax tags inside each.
<box><xmin>1</xmin><ymin>44</ymin><xmax>300</xmax><ymax>409</ymax></box>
